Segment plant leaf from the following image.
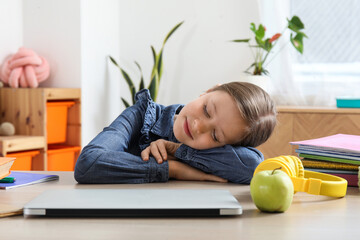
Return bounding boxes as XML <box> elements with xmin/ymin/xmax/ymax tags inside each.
<box><xmin>155</xmin><ymin>21</ymin><xmax>183</xmax><ymax>85</ymax></box>
<box><xmin>250</xmin><ymin>23</ymin><xmax>256</xmax><ymax>34</ymax></box>
<box><xmin>148</xmin><ymin>72</ymin><xmax>159</xmax><ymax>101</ymax></box>
<box><xmin>264</xmin><ymin>39</ymin><xmax>272</xmax><ymax>52</ymax></box>
<box><xmin>149</xmin><ymin>45</ymin><xmax>160</xmax><ymax>97</ymax></box>
<box><xmin>134</xmin><ymin>61</ymin><xmax>142</xmax><ymax>73</ymax></box>
<box><xmin>231</xmin><ymin>39</ymin><xmax>250</xmax><ymax>43</ymax></box>
<box><xmin>134</xmin><ymin>61</ymin><xmax>144</xmax><ymax>90</ymax></box>
<box><xmin>163</xmin><ymin>21</ymin><xmax>184</xmax><ymax>45</ymax></box>
<box><xmin>121</xmin><ymin>97</ymin><xmax>131</xmax><ymax>108</ymax></box>
<box><xmin>297</xmin><ymin>31</ymin><xmax>308</xmax><ymax>39</ymax></box>
<box><xmin>113</xmin><ymin>21</ymin><xmax>183</xmax><ymax>105</ymax></box>
<box><xmin>255</xmin><ymin>37</ymin><xmax>265</xmax><ymax>49</ymax></box>
<box><xmin>149</xmin><ymin>57</ymin><xmax>160</xmax><ymax>101</ymax></box>
<box><xmin>245</xmin><ymin>63</ymin><xmax>256</xmax><ymax>72</ymax></box>
<box><xmin>151</xmin><ymin>46</ymin><xmax>156</xmax><ymax>66</ymax></box>
<box><xmin>290</xmin><ymin>33</ymin><xmax>304</xmax><ymax>54</ymax></box>
<box><xmin>119</xmin><ymin>67</ymin><xmax>136</xmax><ymax>104</ymax></box>
<box><xmin>287</xmin><ymin>15</ymin><xmax>305</xmax><ymax>32</ymax></box>
<box><xmin>256</xmin><ymin>24</ymin><xmax>266</xmax><ymax>40</ymax></box>
<box><xmin>157</xmin><ymin>50</ymin><xmax>163</xmax><ymax>81</ymax></box>
<box><xmin>262</xmin><ymin>69</ymin><xmax>269</xmax><ymax>75</ymax></box>
<box><xmin>139</xmin><ymin>79</ymin><xmax>145</xmax><ymax>91</ymax></box>
<box><xmin>109</xmin><ymin>55</ymin><xmax>118</xmax><ymax>66</ymax></box>
<box><xmin>150</xmin><ymin>45</ymin><xmax>159</xmax><ymax>83</ymax></box>
<box><xmin>109</xmin><ymin>56</ymin><xmax>136</xmax><ymax>104</ymax></box>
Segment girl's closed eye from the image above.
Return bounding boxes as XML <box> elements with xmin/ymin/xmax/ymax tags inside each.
<box><xmin>212</xmin><ymin>131</ymin><xmax>219</xmax><ymax>142</ymax></box>
<box><xmin>203</xmin><ymin>104</ymin><xmax>219</xmax><ymax>143</ymax></box>
<box><xmin>203</xmin><ymin>104</ymin><xmax>210</xmax><ymax>118</ymax></box>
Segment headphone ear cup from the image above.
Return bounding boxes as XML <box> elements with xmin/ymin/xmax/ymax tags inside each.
<box><xmin>254</xmin><ymin>156</ymin><xmax>296</xmax><ymax>178</ymax></box>
<box><xmin>292</xmin><ymin>156</ymin><xmax>305</xmax><ymax>178</ymax></box>
<box><xmin>295</xmin><ymin>157</ymin><xmax>305</xmax><ymax>178</ymax></box>
<box><xmin>275</xmin><ymin>156</ymin><xmax>304</xmax><ymax>194</ymax></box>
<box><xmin>277</xmin><ymin>156</ymin><xmax>297</xmax><ymax>177</ymax></box>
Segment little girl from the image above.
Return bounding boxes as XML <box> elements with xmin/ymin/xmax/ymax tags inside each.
<box><xmin>74</xmin><ymin>82</ymin><xmax>277</xmax><ymax>184</ymax></box>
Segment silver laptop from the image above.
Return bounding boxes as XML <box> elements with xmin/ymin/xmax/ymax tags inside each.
<box><xmin>24</xmin><ymin>189</ymin><xmax>242</xmax><ymax>217</ymax></box>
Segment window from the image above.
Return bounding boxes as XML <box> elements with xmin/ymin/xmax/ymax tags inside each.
<box><xmin>291</xmin><ymin>0</ymin><xmax>360</xmax><ymax>105</ymax></box>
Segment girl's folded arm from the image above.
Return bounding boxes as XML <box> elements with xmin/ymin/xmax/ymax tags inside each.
<box><xmin>74</xmin><ymin>93</ymin><xmax>168</xmax><ymax>184</ymax></box>
<box><xmin>174</xmin><ymin>144</ymin><xmax>264</xmax><ymax>184</ymax></box>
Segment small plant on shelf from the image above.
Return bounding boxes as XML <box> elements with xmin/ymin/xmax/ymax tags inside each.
<box><xmin>231</xmin><ymin>16</ymin><xmax>306</xmax><ymax>75</ymax></box>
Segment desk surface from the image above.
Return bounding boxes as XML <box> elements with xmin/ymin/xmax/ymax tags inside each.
<box><xmin>1</xmin><ymin>171</ymin><xmax>360</xmax><ymax>240</ymax></box>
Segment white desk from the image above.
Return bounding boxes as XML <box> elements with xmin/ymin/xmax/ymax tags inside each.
<box><xmin>1</xmin><ymin>172</ymin><xmax>359</xmax><ymax>239</ymax></box>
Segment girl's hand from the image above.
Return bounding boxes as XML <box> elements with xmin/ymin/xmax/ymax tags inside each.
<box><xmin>168</xmin><ymin>160</ymin><xmax>228</xmax><ymax>183</ymax></box>
<box><xmin>141</xmin><ymin>139</ymin><xmax>181</xmax><ymax>164</ymax></box>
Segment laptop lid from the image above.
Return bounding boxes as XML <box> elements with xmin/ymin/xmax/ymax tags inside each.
<box><xmin>24</xmin><ymin>189</ymin><xmax>242</xmax><ymax>217</ymax></box>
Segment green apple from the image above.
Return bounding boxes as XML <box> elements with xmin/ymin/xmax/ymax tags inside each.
<box><xmin>250</xmin><ymin>168</ymin><xmax>294</xmax><ymax>213</ymax></box>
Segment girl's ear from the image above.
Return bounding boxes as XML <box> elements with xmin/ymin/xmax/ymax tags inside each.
<box><xmin>200</xmin><ymin>83</ymin><xmax>222</xmax><ymax>96</ymax></box>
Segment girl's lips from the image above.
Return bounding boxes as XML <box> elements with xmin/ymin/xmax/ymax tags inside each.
<box><xmin>184</xmin><ymin>118</ymin><xmax>193</xmax><ymax>139</ymax></box>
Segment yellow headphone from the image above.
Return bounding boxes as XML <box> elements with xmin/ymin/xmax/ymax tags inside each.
<box><xmin>253</xmin><ymin>155</ymin><xmax>348</xmax><ymax>198</ymax></box>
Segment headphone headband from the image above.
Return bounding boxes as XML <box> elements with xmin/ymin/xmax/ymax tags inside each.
<box><xmin>291</xmin><ymin>170</ymin><xmax>347</xmax><ymax>197</ymax></box>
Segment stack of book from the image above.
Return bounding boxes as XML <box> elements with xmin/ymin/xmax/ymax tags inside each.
<box><xmin>290</xmin><ymin>134</ymin><xmax>360</xmax><ymax>187</ymax></box>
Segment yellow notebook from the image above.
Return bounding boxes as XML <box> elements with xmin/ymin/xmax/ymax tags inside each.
<box><xmin>0</xmin><ymin>204</ymin><xmax>23</xmax><ymax>218</ymax></box>
<box><xmin>301</xmin><ymin>159</ymin><xmax>359</xmax><ymax>171</ymax></box>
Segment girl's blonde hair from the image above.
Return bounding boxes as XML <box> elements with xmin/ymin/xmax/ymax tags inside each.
<box><xmin>213</xmin><ymin>82</ymin><xmax>277</xmax><ymax>147</ymax></box>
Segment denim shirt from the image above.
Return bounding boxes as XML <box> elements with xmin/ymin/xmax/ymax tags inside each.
<box><xmin>74</xmin><ymin>89</ymin><xmax>264</xmax><ymax>184</ymax></box>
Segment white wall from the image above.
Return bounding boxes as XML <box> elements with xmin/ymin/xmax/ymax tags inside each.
<box><xmin>117</xmin><ymin>0</ymin><xmax>260</xmax><ymax>106</ymax></box>
<box><xmin>0</xmin><ymin>0</ymin><xmax>260</xmax><ymax>146</ymax></box>
<box><xmin>0</xmin><ymin>0</ymin><xmax>82</xmax><ymax>89</ymax></box>
<box><xmin>80</xmin><ymin>0</ymin><xmax>121</xmax><ymax>145</ymax></box>
<box><xmin>10</xmin><ymin>0</ymin><xmax>120</xmax><ymax>145</ymax></box>
<box><xmin>0</xmin><ymin>0</ymin><xmax>23</xmax><ymax>62</ymax></box>
<box><xmin>22</xmin><ymin>0</ymin><xmax>81</xmax><ymax>88</ymax></box>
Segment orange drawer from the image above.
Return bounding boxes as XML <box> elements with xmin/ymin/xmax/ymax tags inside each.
<box><xmin>47</xmin><ymin>145</ymin><xmax>81</xmax><ymax>171</ymax></box>
<box><xmin>6</xmin><ymin>150</ymin><xmax>40</xmax><ymax>171</ymax></box>
<box><xmin>46</xmin><ymin>101</ymin><xmax>75</xmax><ymax>144</ymax></box>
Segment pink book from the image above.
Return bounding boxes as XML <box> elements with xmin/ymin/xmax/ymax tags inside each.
<box><xmin>290</xmin><ymin>134</ymin><xmax>360</xmax><ymax>154</ymax></box>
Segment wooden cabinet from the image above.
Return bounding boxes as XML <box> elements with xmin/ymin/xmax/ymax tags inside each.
<box><xmin>257</xmin><ymin>106</ymin><xmax>360</xmax><ymax>159</ymax></box>
<box><xmin>0</xmin><ymin>88</ymin><xmax>81</xmax><ymax>170</ymax></box>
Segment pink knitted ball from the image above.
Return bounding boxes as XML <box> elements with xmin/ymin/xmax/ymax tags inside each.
<box><xmin>0</xmin><ymin>47</ymin><xmax>50</xmax><ymax>88</ymax></box>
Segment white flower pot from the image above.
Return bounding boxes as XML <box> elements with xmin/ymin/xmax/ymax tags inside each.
<box><xmin>239</xmin><ymin>75</ymin><xmax>269</xmax><ymax>92</ymax></box>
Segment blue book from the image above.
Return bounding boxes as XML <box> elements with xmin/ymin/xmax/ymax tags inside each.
<box><xmin>0</xmin><ymin>172</ymin><xmax>59</xmax><ymax>190</ymax></box>
<box><xmin>295</xmin><ymin>149</ymin><xmax>360</xmax><ymax>161</ymax></box>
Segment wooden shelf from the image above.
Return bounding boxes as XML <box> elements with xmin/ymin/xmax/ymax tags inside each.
<box><xmin>44</xmin><ymin>88</ymin><xmax>81</xmax><ymax>100</ymax></box>
<box><xmin>257</xmin><ymin>106</ymin><xmax>360</xmax><ymax>159</ymax></box>
<box><xmin>0</xmin><ymin>135</ymin><xmax>46</xmax><ymax>155</ymax></box>
<box><xmin>0</xmin><ymin>88</ymin><xmax>81</xmax><ymax>170</ymax></box>
<box><xmin>277</xmin><ymin>106</ymin><xmax>360</xmax><ymax>114</ymax></box>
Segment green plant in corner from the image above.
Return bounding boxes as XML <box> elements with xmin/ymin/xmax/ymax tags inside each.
<box><xmin>231</xmin><ymin>16</ymin><xmax>307</xmax><ymax>75</ymax></box>
<box><xmin>109</xmin><ymin>21</ymin><xmax>183</xmax><ymax>108</ymax></box>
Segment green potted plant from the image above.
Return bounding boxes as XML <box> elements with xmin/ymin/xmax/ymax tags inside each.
<box><xmin>231</xmin><ymin>16</ymin><xmax>306</xmax><ymax>89</ymax></box>
<box><xmin>109</xmin><ymin>21</ymin><xmax>183</xmax><ymax>107</ymax></box>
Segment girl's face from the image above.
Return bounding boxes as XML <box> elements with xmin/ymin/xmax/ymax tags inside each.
<box><xmin>173</xmin><ymin>90</ymin><xmax>247</xmax><ymax>150</ymax></box>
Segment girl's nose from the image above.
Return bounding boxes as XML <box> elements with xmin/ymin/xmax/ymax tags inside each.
<box><xmin>194</xmin><ymin>118</ymin><xmax>210</xmax><ymax>134</ymax></box>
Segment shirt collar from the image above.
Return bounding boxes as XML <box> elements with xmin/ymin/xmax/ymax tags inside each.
<box><xmin>151</xmin><ymin>104</ymin><xmax>183</xmax><ymax>142</ymax></box>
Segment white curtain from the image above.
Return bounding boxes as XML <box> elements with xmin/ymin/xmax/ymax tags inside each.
<box><xmin>258</xmin><ymin>0</ymin><xmax>360</xmax><ymax>106</ymax></box>
<box><xmin>257</xmin><ymin>0</ymin><xmax>307</xmax><ymax>105</ymax></box>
